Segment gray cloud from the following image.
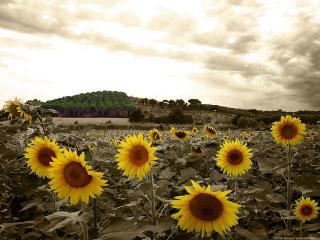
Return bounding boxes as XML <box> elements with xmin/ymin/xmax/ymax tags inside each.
<box><xmin>269</xmin><ymin>12</ymin><xmax>320</xmax><ymax>109</ymax></box>
<box><xmin>0</xmin><ymin>0</ymin><xmax>319</xmax><ymax>110</ymax></box>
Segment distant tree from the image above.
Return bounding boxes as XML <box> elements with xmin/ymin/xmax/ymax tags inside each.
<box><xmin>175</xmin><ymin>99</ymin><xmax>186</xmax><ymax>108</ymax></box>
<box><xmin>139</xmin><ymin>98</ymin><xmax>149</xmax><ymax>105</ymax></box>
<box><xmin>149</xmin><ymin>99</ymin><xmax>158</xmax><ymax>106</ymax></box>
<box><xmin>168</xmin><ymin>100</ymin><xmax>176</xmax><ymax>108</ymax></box>
<box><xmin>128</xmin><ymin>108</ymin><xmax>145</xmax><ymax>122</ymax></box>
<box><xmin>188</xmin><ymin>99</ymin><xmax>202</xmax><ymax>108</ymax></box>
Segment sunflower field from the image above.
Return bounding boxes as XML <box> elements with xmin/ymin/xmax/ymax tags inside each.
<box><xmin>0</xmin><ymin>98</ymin><xmax>320</xmax><ymax>240</ymax></box>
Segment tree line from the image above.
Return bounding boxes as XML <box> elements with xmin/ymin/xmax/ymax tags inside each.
<box><xmin>44</xmin><ymin>91</ymin><xmax>134</xmax><ymax>117</ymax></box>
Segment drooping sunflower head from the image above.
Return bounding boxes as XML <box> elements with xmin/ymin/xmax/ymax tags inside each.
<box><xmin>203</xmin><ymin>125</ymin><xmax>218</xmax><ymax>138</ymax></box>
<box><xmin>191</xmin><ymin>145</ymin><xmax>205</xmax><ymax>157</ymax></box>
<box><xmin>48</xmin><ymin>149</ymin><xmax>107</xmax><ymax>205</ymax></box>
<box><xmin>191</xmin><ymin>127</ymin><xmax>198</xmax><ymax>134</ymax></box>
<box><xmin>3</xmin><ymin>97</ymin><xmax>32</xmax><ymax>123</ymax></box>
<box><xmin>171</xmin><ymin>128</ymin><xmax>189</xmax><ymax>141</ymax></box>
<box><xmin>24</xmin><ymin>136</ymin><xmax>62</xmax><ymax>178</ymax></box>
<box><xmin>115</xmin><ymin>133</ymin><xmax>157</xmax><ymax>181</ymax></box>
<box><xmin>308</xmin><ymin>131</ymin><xmax>317</xmax><ymax>140</ymax></box>
<box><xmin>149</xmin><ymin>129</ymin><xmax>162</xmax><ymax>142</ymax></box>
<box><xmin>171</xmin><ymin>180</ymin><xmax>240</xmax><ymax>237</ymax></box>
<box><xmin>216</xmin><ymin>139</ymin><xmax>253</xmax><ymax>177</ymax></box>
<box><xmin>295</xmin><ymin>197</ymin><xmax>319</xmax><ymax>223</ymax></box>
<box><xmin>271</xmin><ymin>115</ymin><xmax>306</xmax><ymax>145</ymax></box>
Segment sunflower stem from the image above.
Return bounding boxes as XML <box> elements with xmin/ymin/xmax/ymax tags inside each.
<box><xmin>286</xmin><ymin>144</ymin><xmax>292</xmax><ymax>231</ymax></box>
<box><xmin>93</xmin><ymin>198</ymin><xmax>98</xmax><ymax>228</ymax></box>
<box><xmin>299</xmin><ymin>220</ymin><xmax>303</xmax><ymax>237</ymax></box>
<box><xmin>81</xmin><ymin>203</ymin><xmax>89</xmax><ymax>240</ymax></box>
<box><xmin>149</xmin><ymin>171</ymin><xmax>157</xmax><ymax>226</ymax></box>
<box><xmin>52</xmin><ymin>191</ymin><xmax>57</xmax><ymax>211</ymax></box>
<box><xmin>234</xmin><ymin>177</ymin><xmax>238</xmax><ymax>201</ymax></box>
<box><xmin>80</xmin><ymin>222</ymin><xmax>88</xmax><ymax>240</ymax></box>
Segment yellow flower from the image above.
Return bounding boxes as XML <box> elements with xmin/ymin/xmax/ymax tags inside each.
<box><xmin>203</xmin><ymin>125</ymin><xmax>218</xmax><ymax>138</ymax></box>
<box><xmin>3</xmin><ymin>97</ymin><xmax>32</xmax><ymax>123</ymax></box>
<box><xmin>242</xmin><ymin>135</ymin><xmax>248</xmax><ymax>141</ymax></box>
<box><xmin>48</xmin><ymin>149</ymin><xmax>107</xmax><ymax>205</ymax></box>
<box><xmin>172</xmin><ymin>180</ymin><xmax>240</xmax><ymax>237</ymax></box>
<box><xmin>271</xmin><ymin>115</ymin><xmax>306</xmax><ymax>145</ymax></box>
<box><xmin>308</xmin><ymin>131</ymin><xmax>317</xmax><ymax>140</ymax></box>
<box><xmin>24</xmin><ymin>136</ymin><xmax>62</xmax><ymax>178</ymax></box>
<box><xmin>216</xmin><ymin>139</ymin><xmax>253</xmax><ymax>177</ymax></box>
<box><xmin>191</xmin><ymin>127</ymin><xmax>198</xmax><ymax>134</ymax></box>
<box><xmin>295</xmin><ymin>197</ymin><xmax>319</xmax><ymax>223</ymax></box>
<box><xmin>170</xmin><ymin>127</ymin><xmax>189</xmax><ymax>141</ymax></box>
<box><xmin>191</xmin><ymin>146</ymin><xmax>205</xmax><ymax>157</ymax></box>
<box><xmin>249</xmin><ymin>132</ymin><xmax>255</xmax><ymax>139</ymax></box>
<box><xmin>241</xmin><ymin>131</ymin><xmax>247</xmax><ymax>137</ymax></box>
<box><xmin>114</xmin><ymin>137</ymin><xmax>124</xmax><ymax>148</ymax></box>
<box><xmin>223</xmin><ymin>135</ymin><xmax>230</xmax><ymax>141</ymax></box>
<box><xmin>87</xmin><ymin>144</ymin><xmax>95</xmax><ymax>151</ymax></box>
<box><xmin>149</xmin><ymin>129</ymin><xmax>162</xmax><ymax>142</ymax></box>
<box><xmin>115</xmin><ymin>133</ymin><xmax>157</xmax><ymax>180</ymax></box>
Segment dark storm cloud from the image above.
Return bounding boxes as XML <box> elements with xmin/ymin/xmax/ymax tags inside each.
<box><xmin>269</xmin><ymin>13</ymin><xmax>320</xmax><ymax>108</ymax></box>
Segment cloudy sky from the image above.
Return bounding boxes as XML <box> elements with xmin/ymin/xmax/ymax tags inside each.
<box><xmin>0</xmin><ymin>0</ymin><xmax>319</xmax><ymax>111</ymax></box>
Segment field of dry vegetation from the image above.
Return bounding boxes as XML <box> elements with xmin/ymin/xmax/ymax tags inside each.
<box><xmin>0</xmin><ymin>121</ymin><xmax>319</xmax><ymax>239</ymax></box>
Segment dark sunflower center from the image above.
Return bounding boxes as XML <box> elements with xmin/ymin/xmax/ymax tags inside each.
<box><xmin>8</xmin><ymin>103</ymin><xmax>20</xmax><ymax>117</ymax></box>
<box><xmin>175</xmin><ymin>131</ymin><xmax>186</xmax><ymax>138</ymax></box>
<box><xmin>227</xmin><ymin>150</ymin><xmax>243</xmax><ymax>165</ymax></box>
<box><xmin>207</xmin><ymin>127</ymin><xmax>216</xmax><ymax>135</ymax></box>
<box><xmin>64</xmin><ymin>162</ymin><xmax>92</xmax><ymax>188</ymax></box>
<box><xmin>192</xmin><ymin>146</ymin><xmax>202</xmax><ymax>154</ymax></box>
<box><xmin>301</xmin><ymin>206</ymin><xmax>313</xmax><ymax>216</ymax></box>
<box><xmin>38</xmin><ymin>148</ymin><xmax>56</xmax><ymax>166</ymax></box>
<box><xmin>189</xmin><ymin>193</ymin><xmax>223</xmax><ymax>221</ymax></box>
<box><xmin>281</xmin><ymin>125</ymin><xmax>298</xmax><ymax>139</ymax></box>
<box><xmin>152</xmin><ymin>132</ymin><xmax>160</xmax><ymax>140</ymax></box>
<box><xmin>129</xmin><ymin>145</ymin><xmax>149</xmax><ymax>166</ymax></box>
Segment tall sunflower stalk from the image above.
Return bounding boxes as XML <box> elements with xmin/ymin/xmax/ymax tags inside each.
<box><xmin>286</xmin><ymin>145</ymin><xmax>292</xmax><ymax>231</ymax></box>
<box><xmin>115</xmin><ymin>133</ymin><xmax>158</xmax><ymax>237</ymax></box>
<box><xmin>271</xmin><ymin>115</ymin><xmax>306</xmax><ymax>232</ymax></box>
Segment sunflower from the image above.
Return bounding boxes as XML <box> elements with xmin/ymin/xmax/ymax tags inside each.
<box><xmin>203</xmin><ymin>125</ymin><xmax>218</xmax><ymax>138</ymax></box>
<box><xmin>241</xmin><ymin>131</ymin><xmax>247</xmax><ymax>137</ymax></box>
<box><xmin>149</xmin><ymin>129</ymin><xmax>162</xmax><ymax>142</ymax></box>
<box><xmin>216</xmin><ymin>139</ymin><xmax>253</xmax><ymax>177</ymax></box>
<box><xmin>249</xmin><ymin>132</ymin><xmax>255</xmax><ymax>139</ymax></box>
<box><xmin>87</xmin><ymin>144</ymin><xmax>95</xmax><ymax>151</ymax></box>
<box><xmin>170</xmin><ymin>127</ymin><xmax>189</xmax><ymax>141</ymax></box>
<box><xmin>115</xmin><ymin>133</ymin><xmax>157</xmax><ymax>180</ymax></box>
<box><xmin>113</xmin><ymin>137</ymin><xmax>124</xmax><ymax>148</ymax></box>
<box><xmin>191</xmin><ymin>146</ymin><xmax>205</xmax><ymax>157</ymax></box>
<box><xmin>308</xmin><ymin>131</ymin><xmax>317</xmax><ymax>140</ymax></box>
<box><xmin>24</xmin><ymin>136</ymin><xmax>62</xmax><ymax>178</ymax></box>
<box><xmin>191</xmin><ymin>127</ymin><xmax>198</xmax><ymax>134</ymax></box>
<box><xmin>48</xmin><ymin>149</ymin><xmax>107</xmax><ymax>205</ymax></box>
<box><xmin>271</xmin><ymin>115</ymin><xmax>306</xmax><ymax>145</ymax></box>
<box><xmin>223</xmin><ymin>135</ymin><xmax>230</xmax><ymax>141</ymax></box>
<box><xmin>171</xmin><ymin>180</ymin><xmax>240</xmax><ymax>237</ymax></box>
<box><xmin>295</xmin><ymin>197</ymin><xmax>319</xmax><ymax>223</ymax></box>
<box><xmin>3</xmin><ymin>97</ymin><xmax>32</xmax><ymax>123</ymax></box>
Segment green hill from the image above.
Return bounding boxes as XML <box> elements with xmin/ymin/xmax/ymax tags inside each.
<box><xmin>44</xmin><ymin>91</ymin><xmax>133</xmax><ymax>117</ymax></box>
